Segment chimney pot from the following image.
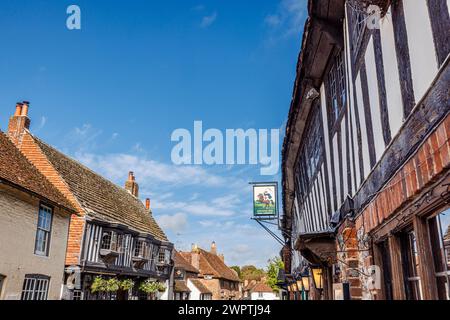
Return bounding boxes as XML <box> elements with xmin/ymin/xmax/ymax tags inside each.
<box><xmin>211</xmin><ymin>241</ymin><xmax>217</xmax><ymax>255</ymax></box>
<box><xmin>14</xmin><ymin>103</ymin><xmax>23</xmax><ymax>116</ymax></box>
<box><xmin>125</xmin><ymin>171</ymin><xmax>139</xmax><ymax>197</ymax></box>
<box><xmin>21</xmin><ymin>101</ymin><xmax>29</xmax><ymax>117</ymax></box>
<box><xmin>145</xmin><ymin>198</ymin><xmax>151</xmax><ymax>210</ymax></box>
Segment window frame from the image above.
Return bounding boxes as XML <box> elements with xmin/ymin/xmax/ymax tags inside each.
<box><xmin>134</xmin><ymin>239</ymin><xmax>149</xmax><ymax>258</ymax></box>
<box><xmin>427</xmin><ymin>209</ymin><xmax>450</xmax><ymax>300</ymax></box>
<box><xmin>34</xmin><ymin>204</ymin><xmax>53</xmax><ymax>256</ymax></box>
<box><xmin>325</xmin><ymin>49</ymin><xmax>347</xmax><ymax>133</ymax></box>
<box><xmin>400</xmin><ymin>228</ymin><xmax>423</xmax><ymax>300</ymax></box>
<box><xmin>21</xmin><ymin>274</ymin><xmax>50</xmax><ymax>300</ymax></box>
<box><xmin>0</xmin><ymin>274</ymin><xmax>5</xmax><ymax>299</ymax></box>
<box><xmin>294</xmin><ymin>102</ymin><xmax>325</xmax><ymax>204</ymax></box>
<box><xmin>100</xmin><ymin>230</ymin><xmax>118</xmax><ymax>251</ymax></box>
<box><xmin>346</xmin><ymin>1</ymin><xmax>371</xmax><ymax>65</ymax></box>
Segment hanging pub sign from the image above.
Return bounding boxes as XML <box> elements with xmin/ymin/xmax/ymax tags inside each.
<box><xmin>252</xmin><ymin>182</ymin><xmax>278</xmax><ymax>218</ymax></box>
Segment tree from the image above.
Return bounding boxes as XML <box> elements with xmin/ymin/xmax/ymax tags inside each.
<box><xmin>266</xmin><ymin>257</ymin><xmax>284</xmax><ymax>292</ymax></box>
<box><xmin>230</xmin><ymin>266</ymin><xmax>241</xmax><ymax>278</ymax></box>
<box><xmin>241</xmin><ymin>265</ymin><xmax>265</xmax><ymax>281</ymax></box>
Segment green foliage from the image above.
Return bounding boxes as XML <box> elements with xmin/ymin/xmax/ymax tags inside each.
<box><xmin>139</xmin><ymin>280</ymin><xmax>166</xmax><ymax>294</ymax></box>
<box><xmin>241</xmin><ymin>265</ymin><xmax>266</xmax><ymax>281</ymax></box>
<box><xmin>119</xmin><ymin>279</ymin><xmax>135</xmax><ymax>291</ymax></box>
<box><xmin>266</xmin><ymin>257</ymin><xmax>284</xmax><ymax>293</ymax></box>
<box><xmin>230</xmin><ymin>266</ymin><xmax>241</xmax><ymax>278</ymax></box>
<box><xmin>90</xmin><ymin>277</ymin><xmax>135</xmax><ymax>293</ymax></box>
<box><xmin>105</xmin><ymin>278</ymin><xmax>120</xmax><ymax>292</ymax></box>
<box><xmin>90</xmin><ymin>276</ymin><xmax>107</xmax><ymax>293</ymax></box>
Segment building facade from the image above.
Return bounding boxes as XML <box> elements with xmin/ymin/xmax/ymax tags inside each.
<box><xmin>281</xmin><ymin>0</ymin><xmax>450</xmax><ymax>300</ymax></box>
<box><xmin>243</xmin><ymin>280</ymin><xmax>279</xmax><ymax>300</ymax></box>
<box><xmin>0</xmin><ymin>131</ymin><xmax>75</xmax><ymax>300</ymax></box>
<box><xmin>173</xmin><ymin>250</ymin><xmax>213</xmax><ymax>300</ymax></box>
<box><xmin>179</xmin><ymin>243</ymin><xmax>242</xmax><ymax>300</ymax></box>
<box><xmin>6</xmin><ymin>102</ymin><xmax>174</xmax><ymax>300</ymax></box>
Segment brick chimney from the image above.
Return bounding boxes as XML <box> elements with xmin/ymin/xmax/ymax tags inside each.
<box><xmin>210</xmin><ymin>241</ymin><xmax>217</xmax><ymax>255</ymax></box>
<box><xmin>125</xmin><ymin>171</ymin><xmax>139</xmax><ymax>197</ymax></box>
<box><xmin>8</xmin><ymin>101</ymin><xmax>31</xmax><ymax>146</ymax></box>
<box><xmin>191</xmin><ymin>244</ymin><xmax>200</xmax><ymax>270</ymax></box>
<box><xmin>145</xmin><ymin>198</ymin><xmax>151</xmax><ymax>210</ymax></box>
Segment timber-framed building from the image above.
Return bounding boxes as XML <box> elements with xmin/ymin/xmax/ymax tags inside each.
<box><xmin>281</xmin><ymin>0</ymin><xmax>450</xmax><ymax>300</ymax></box>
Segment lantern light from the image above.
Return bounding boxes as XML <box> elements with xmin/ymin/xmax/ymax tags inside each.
<box><xmin>301</xmin><ymin>271</ymin><xmax>310</xmax><ymax>293</ymax></box>
<box><xmin>296</xmin><ymin>280</ymin><xmax>303</xmax><ymax>292</ymax></box>
<box><xmin>311</xmin><ymin>266</ymin><xmax>324</xmax><ymax>291</ymax></box>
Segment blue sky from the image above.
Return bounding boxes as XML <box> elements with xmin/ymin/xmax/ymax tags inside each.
<box><xmin>0</xmin><ymin>0</ymin><xmax>306</xmax><ymax>268</ymax></box>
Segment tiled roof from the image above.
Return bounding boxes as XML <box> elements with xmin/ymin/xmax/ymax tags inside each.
<box><xmin>174</xmin><ymin>280</ymin><xmax>191</xmax><ymax>293</ymax></box>
<box><xmin>251</xmin><ymin>282</ymin><xmax>274</xmax><ymax>293</ymax></box>
<box><xmin>444</xmin><ymin>225</ymin><xmax>450</xmax><ymax>242</ymax></box>
<box><xmin>32</xmin><ymin>136</ymin><xmax>168</xmax><ymax>241</ymax></box>
<box><xmin>174</xmin><ymin>250</ymin><xmax>199</xmax><ymax>274</ymax></box>
<box><xmin>189</xmin><ymin>279</ymin><xmax>212</xmax><ymax>294</ymax></box>
<box><xmin>180</xmin><ymin>249</ymin><xmax>240</xmax><ymax>282</ymax></box>
<box><xmin>0</xmin><ymin>131</ymin><xmax>75</xmax><ymax>212</ymax></box>
<box><xmin>243</xmin><ymin>280</ymin><xmax>258</xmax><ymax>292</ymax></box>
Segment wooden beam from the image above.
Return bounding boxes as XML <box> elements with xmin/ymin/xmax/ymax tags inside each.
<box><xmin>360</xmin><ymin>61</ymin><xmax>377</xmax><ymax>168</ymax></box>
<box><xmin>426</xmin><ymin>0</ymin><xmax>450</xmax><ymax>67</ymax></box>
<box><xmin>314</xmin><ymin>17</ymin><xmax>344</xmax><ymax>48</ymax></box>
<box><xmin>412</xmin><ymin>215</ymin><xmax>438</xmax><ymax>300</ymax></box>
<box><xmin>391</xmin><ymin>0</ymin><xmax>415</xmax><ymax>117</ymax></box>
<box><xmin>388</xmin><ymin>235</ymin><xmax>406</xmax><ymax>300</ymax></box>
<box><xmin>373</xmin><ymin>29</ymin><xmax>392</xmax><ymax>145</ymax></box>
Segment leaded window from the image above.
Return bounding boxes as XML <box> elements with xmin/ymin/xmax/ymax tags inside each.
<box><xmin>326</xmin><ymin>50</ymin><xmax>346</xmax><ymax>126</ymax></box>
<box><xmin>294</xmin><ymin>105</ymin><xmax>324</xmax><ymax>200</ymax></box>
<box><xmin>348</xmin><ymin>1</ymin><xmax>368</xmax><ymax>59</ymax></box>
<box><xmin>134</xmin><ymin>240</ymin><xmax>148</xmax><ymax>258</ymax></box>
<box><xmin>101</xmin><ymin>230</ymin><xmax>117</xmax><ymax>251</ymax></box>
<box><xmin>158</xmin><ymin>250</ymin><xmax>166</xmax><ymax>264</ymax></box>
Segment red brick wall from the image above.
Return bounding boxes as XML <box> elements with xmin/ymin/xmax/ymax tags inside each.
<box><xmin>12</xmin><ymin>131</ymin><xmax>85</xmax><ymax>266</ymax></box>
<box><xmin>355</xmin><ymin>115</ymin><xmax>450</xmax><ymax>234</ymax></box>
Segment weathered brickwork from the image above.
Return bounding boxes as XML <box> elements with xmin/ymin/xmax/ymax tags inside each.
<box><xmin>355</xmin><ymin>115</ymin><xmax>450</xmax><ymax>234</ymax></box>
<box><xmin>339</xmin><ymin>114</ymin><xmax>450</xmax><ymax>299</ymax></box>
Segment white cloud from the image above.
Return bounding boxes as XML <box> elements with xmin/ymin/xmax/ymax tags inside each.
<box><xmin>192</xmin><ymin>4</ymin><xmax>205</xmax><ymax>12</ymax></box>
<box><xmin>157</xmin><ymin>213</ymin><xmax>187</xmax><ymax>233</ymax></box>
<box><xmin>264</xmin><ymin>0</ymin><xmax>306</xmax><ymax>38</ymax></box>
<box><xmin>201</xmin><ymin>12</ymin><xmax>217</xmax><ymax>28</ymax></box>
<box><xmin>75</xmin><ymin>152</ymin><xmax>227</xmax><ymax>188</ymax></box>
<box><xmin>65</xmin><ymin>123</ymin><xmax>103</xmax><ymax>152</ymax></box>
<box><xmin>36</xmin><ymin>116</ymin><xmax>47</xmax><ymax>131</ymax></box>
<box><xmin>264</xmin><ymin>14</ymin><xmax>281</xmax><ymax>27</ymax></box>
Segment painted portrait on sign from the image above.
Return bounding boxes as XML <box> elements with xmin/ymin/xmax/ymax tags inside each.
<box><xmin>253</xmin><ymin>185</ymin><xmax>277</xmax><ymax>216</ymax></box>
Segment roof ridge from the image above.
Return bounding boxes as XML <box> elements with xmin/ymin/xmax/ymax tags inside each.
<box><xmin>29</xmin><ymin>134</ymin><xmax>169</xmax><ymax>241</ymax></box>
<box><xmin>32</xmin><ymin>135</ymin><xmax>135</xmax><ymax>197</ymax></box>
<box><xmin>0</xmin><ymin>131</ymin><xmax>75</xmax><ymax>212</ymax></box>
